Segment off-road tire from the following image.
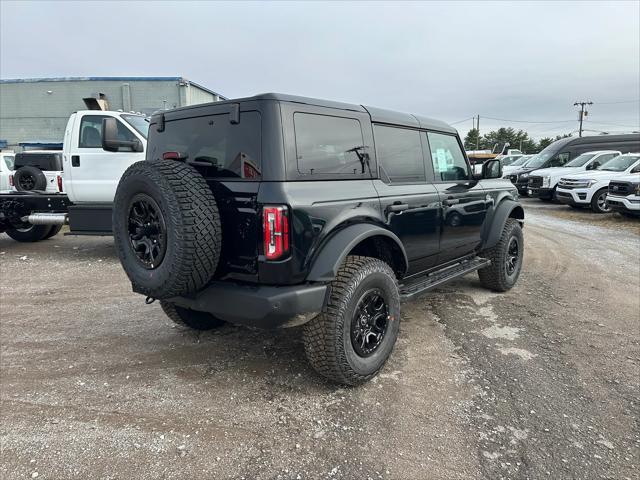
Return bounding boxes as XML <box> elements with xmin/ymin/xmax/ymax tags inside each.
<box><xmin>43</xmin><ymin>225</ymin><xmax>62</xmax><ymax>239</ymax></box>
<box><xmin>303</xmin><ymin>255</ymin><xmax>400</xmax><ymax>386</ymax></box>
<box><xmin>113</xmin><ymin>160</ymin><xmax>221</xmax><ymax>299</ymax></box>
<box><xmin>160</xmin><ymin>301</ymin><xmax>226</xmax><ymax>331</ymax></box>
<box><xmin>14</xmin><ymin>166</ymin><xmax>47</xmax><ymax>191</ymax></box>
<box><xmin>590</xmin><ymin>188</ymin><xmax>610</xmax><ymax>214</ymax></box>
<box><xmin>478</xmin><ymin>218</ymin><xmax>523</xmax><ymax>292</ymax></box>
<box><xmin>5</xmin><ymin>224</ymin><xmax>52</xmax><ymax>242</ymax></box>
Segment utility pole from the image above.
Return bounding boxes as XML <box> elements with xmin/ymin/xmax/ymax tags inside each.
<box><xmin>476</xmin><ymin>115</ymin><xmax>480</xmax><ymax>150</ymax></box>
<box><xmin>574</xmin><ymin>101</ymin><xmax>592</xmax><ymax>137</ymax></box>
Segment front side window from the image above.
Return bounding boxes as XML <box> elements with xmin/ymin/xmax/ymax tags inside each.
<box><xmin>148</xmin><ymin>111</ymin><xmax>262</xmax><ymax>179</ymax></box>
<box><xmin>373</xmin><ymin>125</ymin><xmax>425</xmax><ymax>183</ymax></box>
<box><xmin>427</xmin><ymin>132</ymin><xmax>469</xmax><ymax>181</ymax></box>
<box><xmin>294</xmin><ymin>113</ymin><xmax>367</xmax><ymax>176</ymax></box>
<box><xmin>79</xmin><ymin>115</ymin><xmax>137</xmax><ymax>150</ymax></box>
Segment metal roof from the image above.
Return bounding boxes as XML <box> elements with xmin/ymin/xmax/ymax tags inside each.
<box><xmin>0</xmin><ymin>76</ymin><xmax>227</xmax><ymax>100</ymax></box>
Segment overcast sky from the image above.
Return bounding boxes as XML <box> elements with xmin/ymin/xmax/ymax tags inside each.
<box><xmin>1</xmin><ymin>0</ymin><xmax>638</xmax><ymax>140</ymax></box>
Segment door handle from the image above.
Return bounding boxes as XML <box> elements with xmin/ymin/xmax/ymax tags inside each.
<box><xmin>71</xmin><ymin>155</ymin><xmax>80</xmax><ymax>167</ymax></box>
<box><xmin>387</xmin><ymin>203</ymin><xmax>409</xmax><ymax>213</ymax></box>
<box><xmin>443</xmin><ymin>198</ymin><xmax>460</xmax><ymax>206</ymax></box>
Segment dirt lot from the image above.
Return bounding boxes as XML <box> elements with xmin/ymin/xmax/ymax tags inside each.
<box><xmin>1</xmin><ymin>199</ymin><xmax>638</xmax><ymax>480</ymax></box>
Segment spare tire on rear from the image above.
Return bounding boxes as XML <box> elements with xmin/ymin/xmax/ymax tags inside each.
<box><xmin>113</xmin><ymin>160</ymin><xmax>221</xmax><ymax>299</ymax></box>
<box><xmin>14</xmin><ymin>166</ymin><xmax>47</xmax><ymax>191</ymax></box>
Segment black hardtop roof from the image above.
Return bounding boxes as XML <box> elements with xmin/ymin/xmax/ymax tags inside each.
<box><xmin>156</xmin><ymin>93</ymin><xmax>456</xmax><ymax>133</ymax></box>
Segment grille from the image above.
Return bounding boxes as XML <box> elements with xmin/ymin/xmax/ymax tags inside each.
<box><xmin>558</xmin><ymin>178</ymin><xmax>587</xmax><ymax>190</ymax></box>
<box><xmin>608</xmin><ymin>182</ymin><xmax>630</xmax><ymax>196</ymax></box>
<box><xmin>528</xmin><ymin>176</ymin><xmax>543</xmax><ymax>188</ymax></box>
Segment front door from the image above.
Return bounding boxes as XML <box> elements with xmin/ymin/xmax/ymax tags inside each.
<box><xmin>65</xmin><ymin>113</ymin><xmax>145</xmax><ymax>203</ymax></box>
<box><xmin>424</xmin><ymin>131</ymin><xmax>489</xmax><ymax>263</ymax></box>
<box><xmin>372</xmin><ymin>124</ymin><xmax>441</xmax><ymax>274</ymax></box>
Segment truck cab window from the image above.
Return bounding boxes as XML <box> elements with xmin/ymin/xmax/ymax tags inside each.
<box><xmin>79</xmin><ymin>115</ymin><xmax>138</xmax><ymax>151</ymax></box>
<box><xmin>426</xmin><ymin>132</ymin><xmax>469</xmax><ymax>181</ymax></box>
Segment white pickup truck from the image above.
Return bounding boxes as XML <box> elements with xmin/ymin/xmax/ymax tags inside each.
<box><xmin>0</xmin><ymin>110</ymin><xmax>148</xmax><ymax>242</ymax></box>
<box><xmin>606</xmin><ymin>173</ymin><xmax>640</xmax><ymax>217</ymax></box>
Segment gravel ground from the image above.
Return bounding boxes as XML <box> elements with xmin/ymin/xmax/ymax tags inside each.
<box><xmin>1</xmin><ymin>199</ymin><xmax>638</xmax><ymax>480</ymax></box>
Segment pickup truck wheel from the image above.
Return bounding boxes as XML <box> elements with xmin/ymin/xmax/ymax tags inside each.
<box><xmin>14</xmin><ymin>166</ymin><xmax>47</xmax><ymax>191</ymax></box>
<box><xmin>303</xmin><ymin>255</ymin><xmax>400</xmax><ymax>386</ymax></box>
<box><xmin>5</xmin><ymin>223</ymin><xmax>53</xmax><ymax>242</ymax></box>
<box><xmin>590</xmin><ymin>189</ymin><xmax>611</xmax><ymax>213</ymax></box>
<box><xmin>478</xmin><ymin>218</ymin><xmax>523</xmax><ymax>292</ymax></box>
<box><xmin>113</xmin><ymin>160</ymin><xmax>221</xmax><ymax>299</ymax></box>
<box><xmin>160</xmin><ymin>301</ymin><xmax>225</xmax><ymax>331</ymax></box>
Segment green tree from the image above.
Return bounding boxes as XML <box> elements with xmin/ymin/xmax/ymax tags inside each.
<box><xmin>536</xmin><ymin>133</ymin><xmax>572</xmax><ymax>152</ymax></box>
<box><xmin>481</xmin><ymin>127</ymin><xmax>537</xmax><ymax>154</ymax></box>
<box><xmin>463</xmin><ymin>128</ymin><xmax>482</xmax><ymax>150</ymax></box>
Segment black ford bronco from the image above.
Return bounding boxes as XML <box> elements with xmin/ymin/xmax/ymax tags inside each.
<box><xmin>109</xmin><ymin>93</ymin><xmax>524</xmax><ymax>385</ymax></box>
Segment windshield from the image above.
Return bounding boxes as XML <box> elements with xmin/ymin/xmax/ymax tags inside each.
<box><xmin>3</xmin><ymin>155</ymin><xmax>15</xmax><ymax>170</ymax></box>
<box><xmin>598</xmin><ymin>155</ymin><xmax>640</xmax><ymax>172</ymax></box>
<box><xmin>122</xmin><ymin>114</ymin><xmax>149</xmax><ymax>139</ymax></box>
<box><xmin>524</xmin><ymin>152</ymin><xmax>555</xmax><ymax>169</ymax></box>
<box><xmin>510</xmin><ymin>155</ymin><xmax>531</xmax><ymax>166</ymax></box>
<box><xmin>565</xmin><ymin>153</ymin><xmax>595</xmax><ymax>167</ymax></box>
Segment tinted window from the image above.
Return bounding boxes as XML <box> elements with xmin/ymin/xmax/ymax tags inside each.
<box><xmin>427</xmin><ymin>132</ymin><xmax>468</xmax><ymax>181</ymax></box>
<box><xmin>148</xmin><ymin>111</ymin><xmax>262</xmax><ymax>179</ymax></box>
<box><xmin>79</xmin><ymin>115</ymin><xmax>137</xmax><ymax>151</ymax></box>
<box><xmin>373</xmin><ymin>125</ymin><xmax>425</xmax><ymax>183</ymax></box>
<box><xmin>294</xmin><ymin>113</ymin><xmax>367</xmax><ymax>175</ymax></box>
<box><xmin>548</xmin><ymin>152</ymin><xmax>570</xmax><ymax>167</ymax></box>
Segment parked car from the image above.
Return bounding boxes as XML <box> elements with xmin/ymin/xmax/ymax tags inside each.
<box><xmin>110</xmin><ymin>93</ymin><xmax>525</xmax><ymax>386</ymax></box>
<box><xmin>0</xmin><ymin>110</ymin><xmax>148</xmax><ymax>242</ymax></box>
<box><xmin>502</xmin><ymin>154</ymin><xmax>533</xmax><ymax>176</ymax></box>
<box><xmin>505</xmin><ymin>134</ymin><xmax>640</xmax><ymax>194</ymax></box>
<box><xmin>0</xmin><ymin>150</ymin><xmax>15</xmax><ymax>192</ymax></box>
<box><xmin>499</xmin><ymin>154</ymin><xmax>523</xmax><ymax>166</ymax></box>
<box><xmin>526</xmin><ymin>150</ymin><xmax>620</xmax><ymax>200</ymax></box>
<box><xmin>606</xmin><ymin>174</ymin><xmax>640</xmax><ymax>217</ymax></box>
<box><xmin>556</xmin><ymin>154</ymin><xmax>640</xmax><ymax>213</ymax></box>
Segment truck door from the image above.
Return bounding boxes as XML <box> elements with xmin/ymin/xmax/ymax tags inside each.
<box><xmin>65</xmin><ymin>113</ymin><xmax>146</xmax><ymax>203</ymax></box>
<box><xmin>372</xmin><ymin>124</ymin><xmax>441</xmax><ymax>275</ymax></box>
<box><xmin>425</xmin><ymin>131</ymin><xmax>489</xmax><ymax>263</ymax></box>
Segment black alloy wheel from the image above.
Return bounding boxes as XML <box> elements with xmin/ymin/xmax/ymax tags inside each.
<box><xmin>505</xmin><ymin>237</ymin><xmax>520</xmax><ymax>276</ymax></box>
<box><xmin>19</xmin><ymin>174</ymin><xmax>36</xmax><ymax>191</ymax></box>
<box><xmin>127</xmin><ymin>193</ymin><xmax>167</xmax><ymax>269</ymax></box>
<box><xmin>350</xmin><ymin>288</ymin><xmax>390</xmax><ymax>357</ymax></box>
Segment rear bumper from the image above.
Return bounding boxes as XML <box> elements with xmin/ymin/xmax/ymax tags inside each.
<box><xmin>169</xmin><ymin>281</ymin><xmax>328</xmax><ymax>329</ymax></box>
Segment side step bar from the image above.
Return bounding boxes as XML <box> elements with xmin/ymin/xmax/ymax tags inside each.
<box><xmin>400</xmin><ymin>256</ymin><xmax>491</xmax><ymax>300</ymax></box>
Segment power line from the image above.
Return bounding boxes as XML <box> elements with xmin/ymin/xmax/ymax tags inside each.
<box><xmin>592</xmin><ymin>99</ymin><xmax>640</xmax><ymax>105</ymax></box>
<box><xmin>585</xmin><ymin>120</ymin><xmax>640</xmax><ymax>128</ymax></box>
<box><xmin>481</xmin><ymin>116</ymin><xmax>575</xmax><ymax>124</ymax></box>
<box><xmin>449</xmin><ymin>116</ymin><xmax>475</xmax><ymax>125</ymax></box>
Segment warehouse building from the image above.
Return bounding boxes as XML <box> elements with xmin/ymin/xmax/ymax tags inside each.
<box><xmin>0</xmin><ymin>76</ymin><xmax>226</xmax><ymax>149</ymax></box>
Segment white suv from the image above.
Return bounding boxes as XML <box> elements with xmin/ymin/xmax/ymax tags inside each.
<box><xmin>606</xmin><ymin>173</ymin><xmax>640</xmax><ymax>217</ymax></box>
<box><xmin>527</xmin><ymin>150</ymin><xmax>620</xmax><ymax>200</ymax></box>
<box><xmin>0</xmin><ymin>150</ymin><xmax>15</xmax><ymax>192</ymax></box>
<box><xmin>556</xmin><ymin>153</ymin><xmax>640</xmax><ymax>213</ymax></box>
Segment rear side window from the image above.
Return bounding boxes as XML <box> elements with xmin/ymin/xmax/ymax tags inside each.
<box><xmin>148</xmin><ymin>112</ymin><xmax>262</xmax><ymax>180</ymax></box>
<box><xmin>294</xmin><ymin>113</ymin><xmax>367</xmax><ymax>176</ymax></box>
<box><xmin>427</xmin><ymin>132</ymin><xmax>469</xmax><ymax>181</ymax></box>
<box><xmin>373</xmin><ymin>125</ymin><xmax>425</xmax><ymax>183</ymax></box>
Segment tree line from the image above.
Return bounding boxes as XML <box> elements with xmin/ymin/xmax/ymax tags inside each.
<box><xmin>463</xmin><ymin>127</ymin><xmax>572</xmax><ymax>154</ymax></box>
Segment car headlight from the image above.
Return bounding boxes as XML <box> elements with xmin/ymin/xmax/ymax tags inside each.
<box><xmin>586</xmin><ymin>180</ymin><xmax>598</xmax><ymax>187</ymax></box>
<box><xmin>519</xmin><ymin>173</ymin><xmax>529</xmax><ymax>180</ymax></box>
<box><xmin>542</xmin><ymin>176</ymin><xmax>551</xmax><ymax>187</ymax></box>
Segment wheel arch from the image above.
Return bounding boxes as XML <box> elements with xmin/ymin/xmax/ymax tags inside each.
<box><xmin>306</xmin><ymin>224</ymin><xmax>409</xmax><ymax>282</ymax></box>
<box><xmin>481</xmin><ymin>199</ymin><xmax>524</xmax><ymax>250</ymax></box>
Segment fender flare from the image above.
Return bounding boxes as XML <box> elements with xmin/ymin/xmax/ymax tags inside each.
<box><xmin>306</xmin><ymin>223</ymin><xmax>408</xmax><ymax>282</ymax></box>
<box><xmin>481</xmin><ymin>199</ymin><xmax>524</xmax><ymax>250</ymax></box>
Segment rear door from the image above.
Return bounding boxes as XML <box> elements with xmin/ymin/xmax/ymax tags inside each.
<box><xmin>425</xmin><ymin>131</ymin><xmax>490</xmax><ymax>263</ymax></box>
<box><xmin>372</xmin><ymin>124</ymin><xmax>440</xmax><ymax>274</ymax></box>
<box><xmin>64</xmin><ymin>113</ymin><xmax>145</xmax><ymax>203</ymax></box>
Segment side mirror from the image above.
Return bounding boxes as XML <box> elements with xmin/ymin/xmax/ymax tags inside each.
<box><xmin>102</xmin><ymin>118</ymin><xmax>143</xmax><ymax>152</ymax></box>
<box><xmin>482</xmin><ymin>159</ymin><xmax>502</xmax><ymax>179</ymax></box>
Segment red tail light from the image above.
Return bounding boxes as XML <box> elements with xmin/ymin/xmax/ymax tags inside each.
<box><xmin>57</xmin><ymin>175</ymin><xmax>63</xmax><ymax>192</ymax></box>
<box><xmin>263</xmin><ymin>205</ymin><xmax>289</xmax><ymax>260</ymax></box>
<box><xmin>9</xmin><ymin>175</ymin><xmax>13</xmax><ymax>187</ymax></box>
